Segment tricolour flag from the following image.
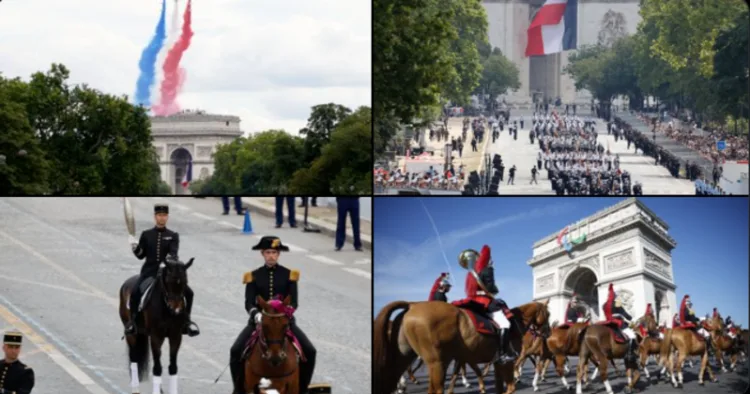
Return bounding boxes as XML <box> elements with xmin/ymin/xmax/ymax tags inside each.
<box><xmin>181</xmin><ymin>160</ymin><xmax>192</xmax><ymax>188</ymax></box>
<box><xmin>525</xmin><ymin>0</ymin><xmax>577</xmax><ymax>57</ymax></box>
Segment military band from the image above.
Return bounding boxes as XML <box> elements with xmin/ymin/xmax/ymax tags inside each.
<box><xmin>230</xmin><ymin>236</ymin><xmax>317</xmax><ymax>394</ymax></box>
<box><xmin>125</xmin><ymin>203</ymin><xmax>199</xmax><ymax>337</ymax></box>
<box><xmin>1</xmin><ymin>331</ymin><xmax>34</xmax><ymax>394</ymax></box>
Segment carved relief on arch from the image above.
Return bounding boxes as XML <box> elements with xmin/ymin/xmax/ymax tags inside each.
<box><xmin>598</xmin><ymin>10</ymin><xmax>628</xmax><ymax>48</ymax></box>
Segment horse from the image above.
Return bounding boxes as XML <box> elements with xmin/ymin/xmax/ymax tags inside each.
<box><xmin>374</xmin><ymin>299</ymin><xmax>550</xmax><ymax>394</ymax></box>
<box><xmin>638</xmin><ymin>323</ymin><xmax>664</xmax><ymax>381</ymax></box>
<box><xmin>575</xmin><ymin>311</ymin><xmax>657</xmax><ymax>394</ymax></box>
<box><xmin>707</xmin><ymin>314</ymin><xmax>739</xmax><ymax>373</ymax></box>
<box><xmin>657</xmin><ymin>317</ymin><xmax>718</xmax><ymax>387</ymax></box>
<box><xmin>118</xmin><ymin>257</ymin><xmax>194</xmax><ymax>394</ymax></box>
<box><xmin>242</xmin><ymin>295</ymin><xmax>301</xmax><ymax>394</ymax></box>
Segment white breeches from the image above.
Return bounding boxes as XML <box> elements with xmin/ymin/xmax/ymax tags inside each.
<box><xmin>576</xmin><ymin>317</ymin><xmax>586</xmax><ymax>323</ymax></box>
<box><xmin>621</xmin><ymin>328</ymin><xmax>635</xmax><ymax>340</ymax></box>
<box><xmin>697</xmin><ymin>328</ymin><xmax>709</xmax><ymax>337</ymax></box>
<box><xmin>493</xmin><ymin>312</ymin><xmax>511</xmax><ymax>329</ymax></box>
<box><xmin>729</xmin><ymin>332</ymin><xmax>736</xmax><ymax>339</ymax></box>
<box><xmin>659</xmin><ymin>332</ymin><xmax>664</xmax><ymax>340</ymax></box>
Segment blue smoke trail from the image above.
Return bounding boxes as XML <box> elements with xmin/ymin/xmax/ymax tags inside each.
<box><xmin>134</xmin><ymin>0</ymin><xmax>167</xmax><ymax>108</ymax></box>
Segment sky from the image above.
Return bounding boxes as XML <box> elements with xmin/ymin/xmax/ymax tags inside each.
<box><xmin>374</xmin><ymin>197</ymin><xmax>750</xmax><ymax>327</ymax></box>
<box><xmin>0</xmin><ymin>0</ymin><xmax>370</xmax><ymax>135</ymax></box>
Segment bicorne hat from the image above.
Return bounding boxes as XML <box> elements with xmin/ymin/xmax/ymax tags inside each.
<box><xmin>3</xmin><ymin>331</ymin><xmax>22</xmax><ymax>345</ymax></box>
<box><xmin>154</xmin><ymin>204</ymin><xmax>169</xmax><ymax>214</ymax></box>
<box><xmin>252</xmin><ymin>236</ymin><xmax>290</xmax><ymax>251</ymax></box>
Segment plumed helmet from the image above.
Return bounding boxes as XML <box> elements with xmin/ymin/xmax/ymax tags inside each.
<box><xmin>645</xmin><ymin>303</ymin><xmax>653</xmax><ymax>316</ymax></box>
<box><xmin>458</xmin><ymin>249</ymin><xmax>480</xmax><ymax>270</ymax></box>
<box><xmin>440</xmin><ymin>273</ymin><xmax>451</xmax><ymax>287</ymax></box>
<box><xmin>713</xmin><ymin>307</ymin><xmax>718</xmax><ymax>318</ymax></box>
<box><xmin>571</xmin><ymin>292</ymin><xmax>578</xmax><ymax>303</ymax></box>
<box><xmin>614</xmin><ymin>296</ymin><xmax>622</xmax><ymax>307</ymax></box>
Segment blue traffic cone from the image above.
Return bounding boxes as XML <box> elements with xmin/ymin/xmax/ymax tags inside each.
<box><xmin>242</xmin><ymin>210</ymin><xmax>253</xmax><ymax>234</ymax></box>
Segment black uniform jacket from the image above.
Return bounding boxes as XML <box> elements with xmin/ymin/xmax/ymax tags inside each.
<box><xmin>132</xmin><ymin>226</ymin><xmax>179</xmax><ymax>277</ymax></box>
<box><xmin>243</xmin><ymin>264</ymin><xmax>299</xmax><ymax>320</ymax></box>
<box><xmin>0</xmin><ymin>359</ymin><xmax>34</xmax><ymax>394</ymax></box>
<box><xmin>430</xmin><ymin>291</ymin><xmax>448</xmax><ymax>302</ymax></box>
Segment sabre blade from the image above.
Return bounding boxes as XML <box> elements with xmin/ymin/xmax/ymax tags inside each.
<box><xmin>123</xmin><ymin>197</ymin><xmax>136</xmax><ymax>237</ymax></box>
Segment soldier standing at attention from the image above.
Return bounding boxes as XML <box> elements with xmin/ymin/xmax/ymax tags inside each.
<box><xmin>1</xmin><ymin>331</ymin><xmax>35</xmax><ymax>394</ymax></box>
<box><xmin>125</xmin><ymin>203</ymin><xmax>199</xmax><ymax>337</ymax></box>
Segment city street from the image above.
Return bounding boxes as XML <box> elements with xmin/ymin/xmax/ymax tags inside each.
<box><xmin>0</xmin><ymin>197</ymin><xmax>371</xmax><ymax>394</ymax></box>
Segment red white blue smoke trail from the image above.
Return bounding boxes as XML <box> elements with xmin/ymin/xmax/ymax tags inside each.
<box><xmin>152</xmin><ymin>0</ymin><xmax>193</xmax><ymax>116</ymax></box>
<box><xmin>133</xmin><ymin>0</ymin><xmax>166</xmax><ymax>107</ymax></box>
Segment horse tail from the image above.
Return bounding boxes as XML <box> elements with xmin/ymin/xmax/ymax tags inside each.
<box><xmin>131</xmin><ymin>333</ymin><xmax>151</xmax><ymax>381</ymax></box>
<box><xmin>374</xmin><ymin>301</ymin><xmax>410</xmax><ymax>394</ymax></box>
<box><xmin>576</xmin><ymin>326</ymin><xmax>589</xmax><ymax>351</ymax></box>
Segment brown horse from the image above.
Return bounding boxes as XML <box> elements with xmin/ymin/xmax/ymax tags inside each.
<box><xmin>637</xmin><ymin>325</ymin><xmax>664</xmax><ymax>381</ymax></box>
<box><xmin>243</xmin><ymin>295</ymin><xmax>300</xmax><ymax>394</ymax></box>
<box><xmin>576</xmin><ymin>312</ymin><xmax>657</xmax><ymax>394</ymax></box>
<box><xmin>658</xmin><ymin>318</ymin><xmax>718</xmax><ymax>387</ymax></box>
<box><xmin>707</xmin><ymin>315</ymin><xmax>739</xmax><ymax>373</ymax></box>
<box><xmin>118</xmin><ymin>257</ymin><xmax>194</xmax><ymax>394</ymax></box>
<box><xmin>374</xmin><ymin>299</ymin><xmax>550</xmax><ymax>394</ymax></box>
<box><xmin>534</xmin><ymin>314</ymin><xmax>592</xmax><ymax>391</ymax></box>
<box><xmin>397</xmin><ymin>357</ymin><xmax>483</xmax><ymax>393</ymax></box>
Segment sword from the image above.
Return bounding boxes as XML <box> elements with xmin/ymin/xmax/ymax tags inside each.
<box><xmin>123</xmin><ymin>197</ymin><xmax>136</xmax><ymax>238</ymax></box>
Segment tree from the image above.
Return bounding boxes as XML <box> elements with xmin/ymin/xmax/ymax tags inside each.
<box><xmin>0</xmin><ymin>64</ymin><xmax>163</xmax><ymax>195</ymax></box>
<box><xmin>289</xmin><ymin>107</ymin><xmax>372</xmax><ymax>194</ymax></box>
<box><xmin>299</xmin><ymin>103</ymin><xmax>352</xmax><ymax>164</ymax></box>
<box><xmin>474</xmin><ymin>48</ymin><xmax>521</xmax><ymax>110</ymax></box>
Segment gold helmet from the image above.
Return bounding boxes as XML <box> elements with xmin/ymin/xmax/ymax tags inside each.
<box><xmin>614</xmin><ymin>296</ymin><xmax>622</xmax><ymax>307</ymax></box>
<box><xmin>458</xmin><ymin>249</ymin><xmax>480</xmax><ymax>270</ymax></box>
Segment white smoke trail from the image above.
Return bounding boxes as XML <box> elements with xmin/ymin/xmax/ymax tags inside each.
<box><xmin>418</xmin><ymin>198</ymin><xmax>455</xmax><ymax>283</ymax></box>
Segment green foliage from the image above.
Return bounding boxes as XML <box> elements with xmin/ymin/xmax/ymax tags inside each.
<box><xmin>0</xmin><ymin>64</ymin><xmax>161</xmax><ymax>195</ymax></box>
<box><xmin>565</xmin><ymin>3</ymin><xmax>748</xmax><ymax>128</ymax></box>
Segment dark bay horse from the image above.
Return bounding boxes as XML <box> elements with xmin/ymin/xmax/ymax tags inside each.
<box><xmin>576</xmin><ymin>312</ymin><xmax>657</xmax><ymax>394</ymax></box>
<box><xmin>374</xmin><ymin>299</ymin><xmax>550</xmax><ymax>394</ymax></box>
<box><xmin>119</xmin><ymin>257</ymin><xmax>193</xmax><ymax>394</ymax></box>
<box><xmin>244</xmin><ymin>295</ymin><xmax>300</xmax><ymax>394</ymax></box>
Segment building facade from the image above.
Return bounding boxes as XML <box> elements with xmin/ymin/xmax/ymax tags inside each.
<box><xmin>150</xmin><ymin>110</ymin><xmax>243</xmax><ymax>194</ymax></box>
<box><xmin>528</xmin><ymin>198</ymin><xmax>678</xmax><ymax>326</ymax></box>
<box><xmin>483</xmin><ymin>0</ymin><xmax>641</xmax><ymax>108</ymax></box>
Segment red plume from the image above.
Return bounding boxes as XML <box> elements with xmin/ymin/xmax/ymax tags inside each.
<box><xmin>713</xmin><ymin>308</ymin><xmax>717</xmax><ymax>318</ymax></box>
<box><xmin>679</xmin><ymin>296</ymin><xmax>689</xmax><ymax>324</ymax></box>
<box><xmin>645</xmin><ymin>303</ymin><xmax>652</xmax><ymax>315</ymax></box>
<box><xmin>474</xmin><ymin>245</ymin><xmax>491</xmax><ymax>272</ymax></box>
<box><xmin>428</xmin><ymin>273</ymin><xmax>446</xmax><ymax>300</ymax></box>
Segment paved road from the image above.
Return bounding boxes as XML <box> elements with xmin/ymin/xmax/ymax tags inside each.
<box><xmin>0</xmin><ymin>197</ymin><xmax>370</xmax><ymax>394</ymax></box>
<box><xmin>483</xmin><ymin>110</ymin><xmax>694</xmax><ymax>195</ymax></box>
<box><xmin>400</xmin><ymin>356</ymin><xmax>748</xmax><ymax>393</ymax></box>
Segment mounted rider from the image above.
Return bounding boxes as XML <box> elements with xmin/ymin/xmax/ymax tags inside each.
<box><xmin>678</xmin><ymin>295</ymin><xmax>704</xmax><ymax>334</ymax></box>
<box><xmin>672</xmin><ymin>313</ymin><xmax>680</xmax><ymax>328</ymax></box>
<box><xmin>725</xmin><ymin>315</ymin><xmax>737</xmax><ymax>338</ymax></box>
<box><xmin>564</xmin><ymin>293</ymin><xmax>585</xmax><ymax>324</ymax></box>
<box><xmin>229</xmin><ymin>236</ymin><xmax>317</xmax><ymax>394</ymax></box>
<box><xmin>639</xmin><ymin>303</ymin><xmax>654</xmax><ymax>338</ymax></box>
<box><xmin>428</xmin><ymin>273</ymin><xmax>451</xmax><ymax>302</ymax></box>
<box><xmin>458</xmin><ymin>245</ymin><xmax>518</xmax><ymax>364</ymax></box>
<box><xmin>602</xmin><ymin>283</ymin><xmax>636</xmax><ymax>357</ymax></box>
<box><xmin>126</xmin><ymin>203</ymin><xmax>199</xmax><ymax>337</ymax></box>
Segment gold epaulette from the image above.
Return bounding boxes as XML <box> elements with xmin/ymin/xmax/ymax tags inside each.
<box><xmin>290</xmin><ymin>270</ymin><xmax>299</xmax><ymax>281</ymax></box>
<box><xmin>243</xmin><ymin>272</ymin><xmax>253</xmax><ymax>284</ymax></box>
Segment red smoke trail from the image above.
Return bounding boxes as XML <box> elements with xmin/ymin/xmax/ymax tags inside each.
<box><xmin>153</xmin><ymin>0</ymin><xmax>193</xmax><ymax>116</ymax></box>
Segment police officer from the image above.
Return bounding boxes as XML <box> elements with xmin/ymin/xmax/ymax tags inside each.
<box><xmin>1</xmin><ymin>331</ymin><xmax>34</xmax><ymax>394</ymax></box>
<box><xmin>125</xmin><ymin>203</ymin><xmax>199</xmax><ymax>337</ymax></box>
<box><xmin>229</xmin><ymin>236</ymin><xmax>317</xmax><ymax>394</ymax></box>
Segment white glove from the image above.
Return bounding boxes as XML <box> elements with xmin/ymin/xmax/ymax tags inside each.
<box><xmin>255</xmin><ymin>312</ymin><xmax>262</xmax><ymax>324</ymax></box>
<box><xmin>129</xmin><ymin>235</ymin><xmax>138</xmax><ymax>250</ymax></box>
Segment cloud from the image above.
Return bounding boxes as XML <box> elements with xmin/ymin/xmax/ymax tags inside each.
<box><xmin>0</xmin><ymin>0</ymin><xmax>370</xmax><ymax>134</ymax></box>
<box><xmin>374</xmin><ymin>201</ymin><xmax>577</xmax><ymax>280</ymax></box>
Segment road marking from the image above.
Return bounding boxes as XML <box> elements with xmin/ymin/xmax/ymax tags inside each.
<box><xmin>219</xmin><ymin>220</ymin><xmax>243</xmax><ymax>229</ymax></box>
<box><xmin>0</xmin><ymin>272</ymin><xmax>102</xmax><ymax>298</ymax></box>
<box><xmin>0</xmin><ymin>295</ymin><xmax>121</xmax><ymax>394</ymax></box>
<box><xmin>0</xmin><ymin>229</ymin><xmax>226</xmax><ymax>372</ymax></box>
<box><xmin>191</xmin><ymin>212</ymin><xmax>216</xmax><ymax>221</ymax></box>
<box><xmin>341</xmin><ymin>267</ymin><xmax>371</xmax><ymax>279</ymax></box>
<box><xmin>354</xmin><ymin>259</ymin><xmax>371</xmax><ymax>265</ymax></box>
<box><xmin>308</xmin><ymin>255</ymin><xmax>344</xmax><ymax>266</ymax></box>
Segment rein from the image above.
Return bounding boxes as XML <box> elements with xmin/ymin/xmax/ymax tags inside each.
<box><xmin>249</xmin><ymin>309</ymin><xmax>300</xmax><ymax>379</ymax></box>
<box><xmin>158</xmin><ymin>269</ymin><xmax>186</xmax><ymax>316</ymax></box>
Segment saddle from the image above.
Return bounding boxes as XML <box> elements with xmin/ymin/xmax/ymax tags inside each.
<box><xmin>595</xmin><ymin>320</ymin><xmax>628</xmax><ymax>343</ymax></box>
<box><xmin>128</xmin><ymin>271</ymin><xmax>160</xmax><ymax>312</ymax></box>
<box><xmin>452</xmin><ymin>304</ymin><xmax>501</xmax><ymax>336</ymax></box>
<box><xmin>242</xmin><ymin>326</ymin><xmax>306</xmax><ymax>362</ymax></box>
<box><xmin>677</xmin><ymin>324</ymin><xmax>705</xmax><ymax>342</ymax></box>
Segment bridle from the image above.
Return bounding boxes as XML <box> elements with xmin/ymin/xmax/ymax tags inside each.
<box><xmin>159</xmin><ymin>266</ymin><xmax>186</xmax><ymax>316</ymax></box>
<box><xmin>251</xmin><ymin>309</ymin><xmax>298</xmax><ymax>378</ymax></box>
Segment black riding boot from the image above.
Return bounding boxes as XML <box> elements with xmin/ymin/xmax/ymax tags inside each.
<box><xmin>494</xmin><ymin>328</ymin><xmax>517</xmax><ymax>364</ymax></box>
<box><xmin>230</xmin><ymin>359</ymin><xmax>244</xmax><ymax>394</ymax></box>
<box><xmin>182</xmin><ymin>288</ymin><xmax>200</xmax><ymax>337</ymax></box>
<box><xmin>125</xmin><ymin>291</ymin><xmax>139</xmax><ymax>335</ymax></box>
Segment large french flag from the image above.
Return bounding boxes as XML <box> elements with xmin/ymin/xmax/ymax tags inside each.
<box><xmin>525</xmin><ymin>0</ymin><xmax>578</xmax><ymax>57</ymax></box>
<box><xmin>181</xmin><ymin>160</ymin><xmax>192</xmax><ymax>188</ymax></box>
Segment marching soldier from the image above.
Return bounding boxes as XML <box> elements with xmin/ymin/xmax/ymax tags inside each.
<box><xmin>428</xmin><ymin>273</ymin><xmax>451</xmax><ymax>302</ymax></box>
<box><xmin>125</xmin><ymin>203</ymin><xmax>199</xmax><ymax>337</ymax></box>
<box><xmin>229</xmin><ymin>236</ymin><xmax>317</xmax><ymax>394</ymax></box>
<box><xmin>1</xmin><ymin>331</ymin><xmax>34</xmax><ymax>394</ymax></box>
<box><xmin>459</xmin><ymin>245</ymin><xmax>517</xmax><ymax>364</ymax></box>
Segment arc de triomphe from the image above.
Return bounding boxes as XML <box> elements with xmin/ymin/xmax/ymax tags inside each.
<box><xmin>528</xmin><ymin>198</ymin><xmax>677</xmax><ymax>326</ymax></box>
